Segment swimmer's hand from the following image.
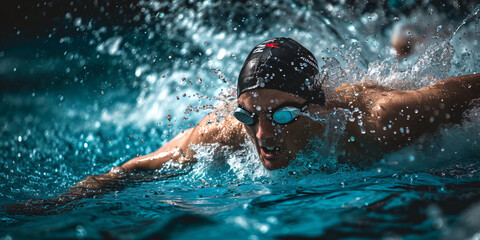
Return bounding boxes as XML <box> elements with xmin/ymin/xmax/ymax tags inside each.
<box><xmin>4</xmin><ymin>167</ymin><xmax>128</xmax><ymax>215</ymax></box>
<box><xmin>4</xmin><ymin>197</ymin><xmax>75</xmax><ymax>216</ymax></box>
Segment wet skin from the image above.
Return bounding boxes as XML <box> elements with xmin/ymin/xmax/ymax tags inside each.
<box><xmin>237</xmin><ymin>89</ymin><xmax>329</xmax><ymax>170</ymax></box>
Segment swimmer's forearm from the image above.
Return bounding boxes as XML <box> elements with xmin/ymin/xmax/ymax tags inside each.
<box><xmin>429</xmin><ymin>73</ymin><xmax>480</xmax><ymax>99</ymax></box>
<box><xmin>66</xmin><ymin>167</ymin><xmax>127</xmax><ymax>193</ymax></box>
<box><xmin>416</xmin><ymin>73</ymin><xmax>480</xmax><ymax>122</ymax></box>
<box><xmin>54</xmin><ymin>166</ymin><xmax>129</xmax><ymax>202</ymax></box>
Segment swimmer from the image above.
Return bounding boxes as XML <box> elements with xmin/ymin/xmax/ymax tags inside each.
<box><xmin>7</xmin><ymin>37</ymin><xmax>480</xmax><ymax>214</ymax></box>
<box><xmin>390</xmin><ymin>21</ymin><xmax>450</xmax><ymax>58</ymax></box>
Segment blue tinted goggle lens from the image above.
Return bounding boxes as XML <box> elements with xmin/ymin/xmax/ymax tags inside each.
<box><xmin>234</xmin><ymin>104</ymin><xmax>307</xmax><ymax>125</ymax></box>
<box><xmin>272</xmin><ymin>107</ymin><xmax>301</xmax><ymax>124</ymax></box>
<box><xmin>233</xmin><ymin>108</ymin><xmax>256</xmax><ymax>125</ymax></box>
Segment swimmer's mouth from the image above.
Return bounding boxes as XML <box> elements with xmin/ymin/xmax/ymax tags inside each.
<box><xmin>260</xmin><ymin>146</ymin><xmax>281</xmax><ymax>160</ymax></box>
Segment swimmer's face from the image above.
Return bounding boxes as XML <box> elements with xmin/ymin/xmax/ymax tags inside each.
<box><xmin>237</xmin><ymin>89</ymin><xmax>326</xmax><ymax>170</ymax></box>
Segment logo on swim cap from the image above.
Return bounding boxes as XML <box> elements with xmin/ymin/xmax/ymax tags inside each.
<box><xmin>266</xmin><ymin>43</ymin><xmax>279</xmax><ymax>48</ymax></box>
<box><xmin>252</xmin><ymin>40</ymin><xmax>280</xmax><ymax>54</ymax></box>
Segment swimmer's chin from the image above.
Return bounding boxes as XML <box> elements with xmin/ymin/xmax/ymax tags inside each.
<box><xmin>260</xmin><ymin>156</ymin><xmax>290</xmax><ymax>171</ymax></box>
<box><xmin>255</xmin><ymin>145</ymin><xmax>290</xmax><ymax>170</ymax></box>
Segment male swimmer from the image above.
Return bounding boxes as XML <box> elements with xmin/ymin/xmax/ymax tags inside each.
<box><xmin>8</xmin><ymin>37</ymin><xmax>480</xmax><ymax>213</ymax></box>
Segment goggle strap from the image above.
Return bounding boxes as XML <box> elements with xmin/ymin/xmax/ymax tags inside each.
<box><xmin>301</xmin><ymin>101</ymin><xmax>309</xmax><ymax>111</ymax></box>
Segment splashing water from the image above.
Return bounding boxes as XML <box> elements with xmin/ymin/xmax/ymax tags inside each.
<box><xmin>1</xmin><ymin>1</ymin><xmax>480</xmax><ymax>239</ymax></box>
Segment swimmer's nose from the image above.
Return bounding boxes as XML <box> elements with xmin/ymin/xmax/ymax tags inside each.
<box><xmin>255</xmin><ymin>115</ymin><xmax>276</xmax><ymax>140</ymax></box>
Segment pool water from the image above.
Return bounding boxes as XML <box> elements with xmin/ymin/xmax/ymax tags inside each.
<box><xmin>1</xmin><ymin>0</ymin><xmax>480</xmax><ymax>239</ymax></box>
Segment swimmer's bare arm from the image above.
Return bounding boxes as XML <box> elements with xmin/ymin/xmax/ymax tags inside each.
<box><xmin>67</xmin><ymin>113</ymin><xmax>246</xmax><ymax>194</ymax></box>
<box><xmin>362</xmin><ymin>73</ymin><xmax>480</xmax><ymax>149</ymax></box>
<box><xmin>6</xmin><ymin>114</ymin><xmax>246</xmax><ymax>214</ymax></box>
<box><xmin>121</xmin><ymin>114</ymin><xmax>246</xmax><ymax>171</ymax></box>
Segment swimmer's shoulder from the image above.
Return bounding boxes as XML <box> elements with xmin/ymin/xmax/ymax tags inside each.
<box><xmin>329</xmin><ymin>82</ymin><xmax>409</xmax><ymax>150</ymax></box>
<box><xmin>193</xmin><ymin>113</ymin><xmax>247</xmax><ymax>147</ymax></box>
<box><xmin>328</xmin><ymin>82</ymin><xmax>391</xmax><ymax>109</ymax></box>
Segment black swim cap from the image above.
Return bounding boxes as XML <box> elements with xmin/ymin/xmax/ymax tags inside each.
<box><xmin>237</xmin><ymin>37</ymin><xmax>325</xmax><ymax>105</ymax></box>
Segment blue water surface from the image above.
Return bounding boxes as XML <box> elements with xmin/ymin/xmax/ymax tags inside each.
<box><xmin>1</xmin><ymin>0</ymin><xmax>480</xmax><ymax>239</ymax></box>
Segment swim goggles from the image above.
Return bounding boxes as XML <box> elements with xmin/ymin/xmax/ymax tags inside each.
<box><xmin>233</xmin><ymin>102</ymin><xmax>309</xmax><ymax>125</ymax></box>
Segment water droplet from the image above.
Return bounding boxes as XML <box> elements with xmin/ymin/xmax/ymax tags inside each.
<box><xmin>436</xmin><ymin>25</ymin><xmax>443</xmax><ymax>33</ymax></box>
<box><xmin>217</xmin><ymin>49</ymin><xmax>227</xmax><ymax>60</ymax></box>
<box><xmin>74</xmin><ymin>17</ymin><xmax>82</xmax><ymax>27</ymax></box>
<box><xmin>304</xmin><ymin>78</ymin><xmax>311</xmax><ymax>86</ymax></box>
